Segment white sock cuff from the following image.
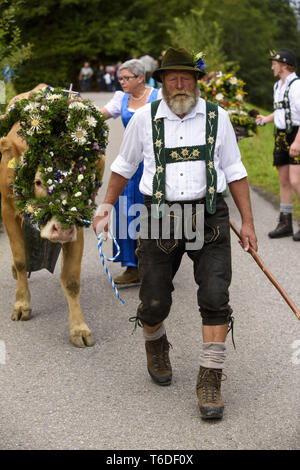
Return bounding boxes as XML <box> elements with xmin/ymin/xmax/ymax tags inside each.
<box><xmin>199</xmin><ymin>342</ymin><xmax>226</xmax><ymax>369</ymax></box>
<box><xmin>143</xmin><ymin>323</ymin><xmax>166</xmax><ymax>342</ymax></box>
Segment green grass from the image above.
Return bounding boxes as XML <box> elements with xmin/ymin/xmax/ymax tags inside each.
<box><xmin>238</xmin><ymin>105</ymin><xmax>300</xmax><ymax>220</ymax></box>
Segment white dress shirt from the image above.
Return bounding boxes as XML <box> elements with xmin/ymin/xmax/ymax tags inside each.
<box><xmin>273</xmin><ymin>72</ymin><xmax>300</xmax><ymax>129</ymax></box>
<box><xmin>110</xmin><ymin>97</ymin><xmax>247</xmax><ymax>201</ymax></box>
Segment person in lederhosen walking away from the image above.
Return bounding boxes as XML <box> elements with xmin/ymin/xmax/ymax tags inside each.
<box><xmin>256</xmin><ymin>49</ymin><xmax>300</xmax><ymax>241</ymax></box>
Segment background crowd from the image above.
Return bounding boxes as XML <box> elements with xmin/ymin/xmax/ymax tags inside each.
<box><xmin>78</xmin><ymin>53</ymin><xmax>163</xmax><ymax>92</ymax></box>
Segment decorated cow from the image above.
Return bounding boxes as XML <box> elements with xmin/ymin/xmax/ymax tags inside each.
<box><xmin>0</xmin><ymin>84</ymin><xmax>108</xmax><ymax>347</ymax></box>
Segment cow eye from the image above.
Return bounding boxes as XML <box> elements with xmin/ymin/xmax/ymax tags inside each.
<box><xmin>35</xmin><ymin>179</ymin><xmax>42</xmax><ymax>186</ymax></box>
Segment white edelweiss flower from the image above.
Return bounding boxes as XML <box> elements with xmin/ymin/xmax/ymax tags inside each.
<box><xmin>46</xmin><ymin>93</ymin><xmax>63</xmax><ymax>101</ymax></box>
<box><xmin>24</xmin><ymin>103</ymin><xmax>38</xmax><ymax>112</ymax></box>
<box><xmin>69</xmin><ymin>101</ymin><xmax>88</xmax><ymax>110</ymax></box>
<box><xmin>236</xmin><ymin>94</ymin><xmax>243</xmax><ymax>101</ymax></box>
<box><xmin>86</xmin><ymin>115</ymin><xmax>97</xmax><ymax>127</ymax></box>
<box><xmin>215</xmin><ymin>93</ymin><xmax>224</xmax><ymax>101</ymax></box>
<box><xmin>208</xmin><ymin>136</ymin><xmax>215</xmax><ymax>144</ymax></box>
<box><xmin>70</xmin><ymin>207</ymin><xmax>77</xmax><ymax>211</ymax></box>
<box><xmin>209</xmin><ymin>111</ymin><xmax>216</xmax><ymax>119</ymax></box>
<box><xmin>40</xmin><ymin>105</ymin><xmax>49</xmax><ymax>111</ymax></box>
<box><xmin>229</xmin><ymin>76</ymin><xmax>238</xmax><ymax>85</ymax></box>
<box><xmin>71</xmin><ymin>128</ymin><xmax>87</xmax><ymax>145</ymax></box>
<box><xmin>25</xmin><ymin>204</ymin><xmax>35</xmax><ymax>214</ymax></box>
<box><xmin>77</xmin><ymin>174</ymin><xmax>84</xmax><ymax>182</ymax></box>
<box><xmin>62</xmin><ymin>199</ymin><xmax>67</xmax><ymax>205</ymax></box>
<box><xmin>75</xmin><ymin>192</ymin><xmax>82</xmax><ymax>197</ymax></box>
<box><xmin>29</xmin><ymin>115</ymin><xmax>42</xmax><ymax>133</ymax></box>
<box><xmin>46</xmin><ymin>167</ymin><xmax>53</xmax><ymax>172</ymax></box>
<box><xmin>47</xmin><ymin>179</ymin><xmax>53</xmax><ymax>185</ymax></box>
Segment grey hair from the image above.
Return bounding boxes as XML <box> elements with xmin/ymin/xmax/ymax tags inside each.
<box><xmin>119</xmin><ymin>59</ymin><xmax>145</xmax><ymax>78</ymax></box>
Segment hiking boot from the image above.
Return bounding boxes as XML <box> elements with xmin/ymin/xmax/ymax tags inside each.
<box><xmin>196</xmin><ymin>366</ymin><xmax>225</xmax><ymax>420</ymax></box>
<box><xmin>293</xmin><ymin>222</ymin><xmax>300</xmax><ymax>241</ymax></box>
<box><xmin>114</xmin><ymin>266</ymin><xmax>140</xmax><ymax>287</ymax></box>
<box><xmin>145</xmin><ymin>334</ymin><xmax>172</xmax><ymax>386</ymax></box>
<box><xmin>268</xmin><ymin>213</ymin><xmax>293</xmax><ymax>238</ymax></box>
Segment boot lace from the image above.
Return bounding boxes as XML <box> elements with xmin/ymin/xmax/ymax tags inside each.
<box><xmin>197</xmin><ymin>368</ymin><xmax>226</xmax><ymax>403</ymax></box>
<box><xmin>150</xmin><ymin>336</ymin><xmax>172</xmax><ymax>372</ymax></box>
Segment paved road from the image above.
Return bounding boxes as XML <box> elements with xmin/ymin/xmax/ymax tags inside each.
<box><xmin>0</xmin><ymin>92</ymin><xmax>299</xmax><ymax>450</ymax></box>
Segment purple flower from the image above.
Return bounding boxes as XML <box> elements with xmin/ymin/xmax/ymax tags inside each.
<box><xmin>195</xmin><ymin>58</ymin><xmax>206</xmax><ymax>72</ymax></box>
<box><xmin>93</xmin><ymin>142</ymin><xmax>100</xmax><ymax>151</ymax></box>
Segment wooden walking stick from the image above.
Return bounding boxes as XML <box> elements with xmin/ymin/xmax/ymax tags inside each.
<box><xmin>230</xmin><ymin>219</ymin><xmax>300</xmax><ymax>321</ymax></box>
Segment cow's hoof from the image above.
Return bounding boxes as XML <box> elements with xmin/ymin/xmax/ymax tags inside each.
<box><xmin>11</xmin><ymin>307</ymin><xmax>31</xmax><ymax>321</ymax></box>
<box><xmin>70</xmin><ymin>326</ymin><xmax>94</xmax><ymax>348</ymax></box>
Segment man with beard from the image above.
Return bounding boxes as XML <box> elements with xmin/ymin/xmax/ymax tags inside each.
<box><xmin>93</xmin><ymin>47</ymin><xmax>257</xmax><ymax>420</ymax></box>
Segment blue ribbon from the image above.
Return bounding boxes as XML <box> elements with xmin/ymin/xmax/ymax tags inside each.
<box><xmin>78</xmin><ymin>218</ymin><xmax>125</xmax><ymax>304</ymax></box>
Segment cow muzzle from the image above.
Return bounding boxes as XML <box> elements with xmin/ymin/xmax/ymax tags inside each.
<box><xmin>40</xmin><ymin>217</ymin><xmax>77</xmax><ymax>243</ymax></box>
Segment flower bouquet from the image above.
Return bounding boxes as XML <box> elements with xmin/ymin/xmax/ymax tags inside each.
<box><xmin>199</xmin><ymin>73</ymin><xmax>257</xmax><ymax>140</ymax></box>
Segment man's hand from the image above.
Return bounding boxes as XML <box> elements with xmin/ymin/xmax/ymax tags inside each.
<box><xmin>92</xmin><ymin>215</ymin><xmax>109</xmax><ymax>239</ymax></box>
<box><xmin>239</xmin><ymin>222</ymin><xmax>258</xmax><ymax>252</ymax></box>
<box><xmin>289</xmin><ymin>140</ymin><xmax>300</xmax><ymax>158</ymax></box>
<box><xmin>255</xmin><ymin>114</ymin><xmax>266</xmax><ymax>125</ymax></box>
<box><xmin>92</xmin><ymin>204</ymin><xmax>112</xmax><ymax>239</ymax></box>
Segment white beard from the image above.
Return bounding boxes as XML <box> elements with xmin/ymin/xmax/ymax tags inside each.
<box><xmin>163</xmin><ymin>86</ymin><xmax>199</xmax><ymax>116</ymax></box>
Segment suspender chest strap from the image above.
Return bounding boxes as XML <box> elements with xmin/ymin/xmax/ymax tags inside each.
<box><xmin>274</xmin><ymin>77</ymin><xmax>300</xmax><ymax>133</ymax></box>
<box><xmin>151</xmin><ymin>99</ymin><xmax>218</xmax><ymax>217</ymax></box>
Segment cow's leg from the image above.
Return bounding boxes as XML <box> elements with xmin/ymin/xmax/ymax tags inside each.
<box><xmin>60</xmin><ymin>228</ymin><xmax>94</xmax><ymax>347</ymax></box>
<box><xmin>2</xmin><ymin>203</ymin><xmax>31</xmax><ymax>321</ymax></box>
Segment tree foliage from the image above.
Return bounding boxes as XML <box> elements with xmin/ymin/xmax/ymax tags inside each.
<box><xmin>8</xmin><ymin>0</ymin><xmax>300</xmax><ymax>108</ymax></box>
<box><xmin>167</xmin><ymin>9</ymin><xmax>236</xmax><ymax>74</ymax></box>
<box><xmin>0</xmin><ymin>0</ymin><xmax>32</xmax><ymax>73</ymax></box>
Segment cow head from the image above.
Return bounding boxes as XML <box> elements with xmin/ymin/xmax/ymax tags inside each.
<box><xmin>0</xmin><ymin>86</ymin><xmax>108</xmax><ymax>244</ymax></box>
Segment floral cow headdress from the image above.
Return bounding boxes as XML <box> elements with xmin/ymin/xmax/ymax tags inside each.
<box><xmin>0</xmin><ymin>86</ymin><xmax>109</xmax><ymax>228</ymax></box>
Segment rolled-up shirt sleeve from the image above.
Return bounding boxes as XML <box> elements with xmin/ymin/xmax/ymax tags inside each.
<box><xmin>218</xmin><ymin>109</ymin><xmax>248</xmax><ymax>183</ymax></box>
<box><xmin>103</xmin><ymin>91</ymin><xmax>123</xmax><ymax>119</ymax></box>
<box><xmin>110</xmin><ymin>110</ymin><xmax>144</xmax><ymax>179</ymax></box>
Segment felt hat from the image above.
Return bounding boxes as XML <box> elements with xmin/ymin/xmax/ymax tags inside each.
<box><xmin>152</xmin><ymin>47</ymin><xmax>206</xmax><ymax>82</ymax></box>
<box><xmin>269</xmin><ymin>49</ymin><xmax>296</xmax><ymax>67</ymax></box>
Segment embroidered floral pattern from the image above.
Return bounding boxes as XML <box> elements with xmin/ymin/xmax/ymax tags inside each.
<box><xmin>166</xmin><ymin>147</ymin><xmax>202</xmax><ymax>162</ymax></box>
<box><xmin>151</xmin><ymin>100</ymin><xmax>218</xmax><ymax>216</ymax></box>
<box><xmin>152</xmin><ymin>116</ymin><xmax>165</xmax><ymax>212</ymax></box>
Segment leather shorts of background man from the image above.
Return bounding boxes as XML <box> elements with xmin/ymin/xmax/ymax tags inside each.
<box><xmin>134</xmin><ymin>194</ymin><xmax>233</xmax><ymax>327</ymax></box>
<box><xmin>273</xmin><ymin>126</ymin><xmax>300</xmax><ymax>166</ymax></box>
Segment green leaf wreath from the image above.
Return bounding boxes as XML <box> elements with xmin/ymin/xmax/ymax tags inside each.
<box><xmin>0</xmin><ymin>86</ymin><xmax>109</xmax><ymax>228</ymax></box>
<box><xmin>199</xmin><ymin>73</ymin><xmax>257</xmax><ymax>137</ymax></box>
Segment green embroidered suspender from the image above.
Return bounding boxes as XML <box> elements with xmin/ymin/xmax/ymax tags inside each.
<box><xmin>151</xmin><ymin>99</ymin><xmax>218</xmax><ymax>217</ymax></box>
<box><xmin>274</xmin><ymin>77</ymin><xmax>300</xmax><ymax>133</ymax></box>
